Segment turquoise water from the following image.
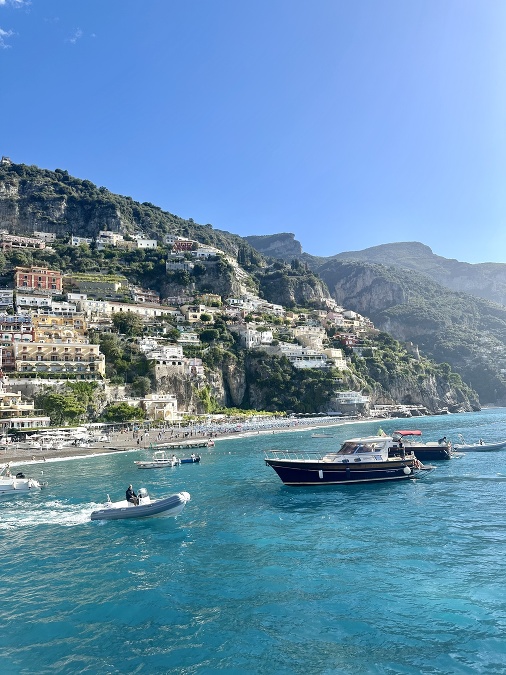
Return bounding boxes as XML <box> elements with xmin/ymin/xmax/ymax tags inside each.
<box><xmin>2</xmin><ymin>409</ymin><xmax>506</xmax><ymax>674</ymax></box>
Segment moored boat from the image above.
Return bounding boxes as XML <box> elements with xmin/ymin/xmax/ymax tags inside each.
<box><xmin>391</xmin><ymin>430</ymin><xmax>453</xmax><ymax>460</ymax></box>
<box><xmin>179</xmin><ymin>454</ymin><xmax>201</xmax><ymax>464</ymax></box>
<box><xmin>311</xmin><ymin>433</ymin><xmax>334</xmax><ymax>438</ymax></box>
<box><xmin>135</xmin><ymin>451</ymin><xmax>179</xmax><ymax>469</ymax></box>
<box><xmin>90</xmin><ymin>489</ymin><xmax>190</xmax><ymax>520</ymax></box>
<box><xmin>265</xmin><ymin>435</ymin><xmax>427</xmax><ymax>486</ymax></box>
<box><xmin>453</xmin><ymin>435</ymin><xmax>506</xmax><ymax>452</ymax></box>
<box><xmin>0</xmin><ymin>464</ymin><xmax>46</xmax><ymax>495</ymax></box>
<box><xmin>156</xmin><ymin>439</ymin><xmax>214</xmax><ymax>450</ymax></box>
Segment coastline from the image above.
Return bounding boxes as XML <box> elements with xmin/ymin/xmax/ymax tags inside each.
<box><xmin>1</xmin><ymin>416</ymin><xmax>380</xmax><ymax>467</ymax></box>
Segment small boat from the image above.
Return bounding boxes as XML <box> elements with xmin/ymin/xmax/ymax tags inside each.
<box><xmin>156</xmin><ymin>439</ymin><xmax>214</xmax><ymax>450</ymax></box>
<box><xmin>179</xmin><ymin>454</ymin><xmax>201</xmax><ymax>464</ymax></box>
<box><xmin>90</xmin><ymin>489</ymin><xmax>191</xmax><ymax>521</ymax></box>
<box><xmin>311</xmin><ymin>433</ymin><xmax>334</xmax><ymax>438</ymax></box>
<box><xmin>0</xmin><ymin>464</ymin><xmax>46</xmax><ymax>495</ymax></box>
<box><xmin>265</xmin><ymin>435</ymin><xmax>428</xmax><ymax>486</ymax></box>
<box><xmin>452</xmin><ymin>435</ymin><xmax>506</xmax><ymax>452</ymax></box>
<box><xmin>135</xmin><ymin>451</ymin><xmax>179</xmax><ymax>469</ymax></box>
<box><xmin>391</xmin><ymin>430</ymin><xmax>453</xmax><ymax>460</ymax></box>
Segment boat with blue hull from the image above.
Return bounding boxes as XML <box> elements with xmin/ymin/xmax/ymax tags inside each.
<box><xmin>265</xmin><ymin>435</ymin><xmax>426</xmax><ymax>486</ymax></box>
<box><xmin>391</xmin><ymin>430</ymin><xmax>453</xmax><ymax>460</ymax></box>
<box><xmin>180</xmin><ymin>455</ymin><xmax>201</xmax><ymax>464</ymax></box>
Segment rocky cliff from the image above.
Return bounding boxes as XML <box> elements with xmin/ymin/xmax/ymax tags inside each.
<box><xmin>317</xmin><ymin>260</ymin><xmax>506</xmax><ymax>405</ymax></box>
<box><xmin>244</xmin><ymin>233</ymin><xmax>303</xmax><ymax>258</ymax></box>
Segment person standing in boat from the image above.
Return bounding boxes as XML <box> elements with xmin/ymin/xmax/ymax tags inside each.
<box><xmin>126</xmin><ymin>484</ymin><xmax>138</xmax><ymax>505</ymax></box>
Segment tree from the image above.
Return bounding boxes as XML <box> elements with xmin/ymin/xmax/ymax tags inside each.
<box><xmin>112</xmin><ymin>311</ymin><xmax>144</xmax><ymax>336</ymax></box>
<box><xmin>200</xmin><ymin>329</ymin><xmax>220</xmax><ymax>343</ymax></box>
<box><xmin>130</xmin><ymin>376</ymin><xmax>151</xmax><ymax>397</ymax></box>
<box><xmin>200</xmin><ymin>313</ymin><xmax>212</xmax><ymax>323</ymax></box>
<box><xmin>102</xmin><ymin>402</ymin><xmax>145</xmax><ymax>422</ymax></box>
<box><xmin>35</xmin><ymin>392</ymin><xmax>86</xmax><ymax>426</ymax></box>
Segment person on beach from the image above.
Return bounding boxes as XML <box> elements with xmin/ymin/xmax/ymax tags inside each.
<box><xmin>126</xmin><ymin>484</ymin><xmax>138</xmax><ymax>505</ymax></box>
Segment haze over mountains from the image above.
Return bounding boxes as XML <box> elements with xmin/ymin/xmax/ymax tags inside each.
<box><xmin>245</xmin><ymin>234</ymin><xmax>506</xmax><ymax>307</ymax></box>
<box><xmin>246</xmin><ymin>236</ymin><xmax>506</xmax><ymax>405</ymax></box>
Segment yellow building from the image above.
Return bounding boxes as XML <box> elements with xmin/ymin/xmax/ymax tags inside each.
<box><xmin>32</xmin><ymin>314</ymin><xmax>87</xmax><ymax>343</ymax></box>
<box><xmin>14</xmin><ymin>342</ymin><xmax>105</xmax><ymax>379</ymax></box>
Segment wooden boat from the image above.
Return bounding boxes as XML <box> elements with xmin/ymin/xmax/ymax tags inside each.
<box><xmin>90</xmin><ymin>489</ymin><xmax>190</xmax><ymax>520</ymax></box>
<box><xmin>391</xmin><ymin>430</ymin><xmax>453</xmax><ymax>460</ymax></box>
<box><xmin>135</xmin><ymin>451</ymin><xmax>179</xmax><ymax>469</ymax></box>
<box><xmin>265</xmin><ymin>435</ymin><xmax>427</xmax><ymax>486</ymax></box>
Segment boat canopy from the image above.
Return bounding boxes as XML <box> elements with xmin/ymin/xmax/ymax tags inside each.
<box><xmin>394</xmin><ymin>430</ymin><xmax>422</xmax><ymax>436</ymax></box>
<box><xmin>336</xmin><ymin>436</ymin><xmax>391</xmax><ymax>454</ymax></box>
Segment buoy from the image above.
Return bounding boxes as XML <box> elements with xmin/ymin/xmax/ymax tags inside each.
<box><xmin>403</xmin><ymin>466</ymin><xmax>411</xmax><ymax>475</ymax></box>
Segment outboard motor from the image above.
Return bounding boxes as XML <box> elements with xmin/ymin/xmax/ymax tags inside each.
<box><xmin>138</xmin><ymin>487</ymin><xmax>148</xmax><ymax>503</ymax></box>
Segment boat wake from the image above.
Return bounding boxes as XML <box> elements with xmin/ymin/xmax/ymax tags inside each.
<box><xmin>0</xmin><ymin>499</ymin><xmax>97</xmax><ymax>528</ymax></box>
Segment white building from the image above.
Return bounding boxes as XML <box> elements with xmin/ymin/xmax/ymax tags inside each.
<box><xmin>277</xmin><ymin>343</ymin><xmax>328</xmax><ymax>369</ymax></box>
<box><xmin>141</xmin><ymin>393</ymin><xmax>181</xmax><ymax>421</ymax></box>
<box><xmin>0</xmin><ymin>290</ymin><xmax>14</xmax><ymax>310</ymax></box>
<box><xmin>230</xmin><ymin>325</ymin><xmax>273</xmax><ymax>349</ymax></box>
<box><xmin>96</xmin><ymin>231</ymin><xmax>124</xmax><ymax>249</ymax></box>
<box><xmin>16</xmin><ymin>294</ymin><xmax>52</xmax><ymax>310</ymax></box>
<box><xmin>177</xmin><ymin>332</ymin><xmax>200</xmax><ymax>345</ymax></box>
<box><xmin>70</xmin><ymin>236</ymin><xmax>93</xmax><ymax>246</ymax></box>
<box><xmin>135</xmin><ymin>238</ymin><xmax>158</xmax><ymax>249</ymax></box>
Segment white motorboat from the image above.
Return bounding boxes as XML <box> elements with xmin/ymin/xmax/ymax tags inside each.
<box><xmin>0</xmin><ymin>464</ymin><xmax>46</xmax><ymax>495</ymax></box>
<box><xmin>311</xmin><ymin>433</ymin><xmax>334</xmax><ymax>438</ymax></box>
<box><xmin>453</xmin><ymin>435</ymin><xmax>506</xmax><ymax>452</ymax></box>
<box><xmin>134</xmin><ymin>451</ymin><xmax>180</xmax><ymax>469</ymax></box>
<box><xmin>90</xmin><ymin>488</ymin><xmax>190</xmax><ymax>520</ymax></box>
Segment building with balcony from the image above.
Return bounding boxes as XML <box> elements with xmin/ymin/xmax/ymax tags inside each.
<box><xmin>277</xmin><ymin>343</ymin><xmax>329</xmax><ymax>369</ymax></box>
<box><xmin>14</xmin><ymin>342</ymin><xmax>105</xmax><ymax>379</ymax></box>
<box><xmin>0</xmin><ymin>289</ymin><xmax>14</xmax><ymax>310</ymax></box>
<box><xmin>0</xmin><ymin>381</ymin><xmax>50</xmax><ymax>431</ymax></box>
<box><xmin>2</xmin><ymin>234</ymin><xmax>46</xmax><ymax>251</ymax></box>
<box><xmin>32</xmin><ymin>314</ymin><xmax>87</xmax><ymax>343</ymax></box>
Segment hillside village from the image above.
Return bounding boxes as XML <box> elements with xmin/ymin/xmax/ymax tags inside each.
<box><xmin>0</xmin><ymin>225</ymin><xmax>397</xmax><ymax>430</ymax></box>
<box><xmin>0</xmin><ymin>158</ymin><xmax>481</xmax><ymax>431</ymax></box>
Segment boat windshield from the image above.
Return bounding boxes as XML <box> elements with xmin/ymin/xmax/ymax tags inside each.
<box><xmin>338</xmin><ymin>442</ymin><xmax>377</xmax><ymax>455</ymax></box>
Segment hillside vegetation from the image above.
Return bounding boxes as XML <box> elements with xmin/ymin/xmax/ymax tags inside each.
<box><xmin>0</xmin><ymin>161</ymin><xmax>484</xmax><ymax>414</ymax></box>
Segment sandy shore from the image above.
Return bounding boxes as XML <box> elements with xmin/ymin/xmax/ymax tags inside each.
<box><xmin>0</xmin><ymin>416</ymin><xmax>379</xmax><ymax>467</ymax></box>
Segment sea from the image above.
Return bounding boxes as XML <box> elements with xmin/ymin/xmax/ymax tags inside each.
<box><xmin>2</xmin><ymin>408</ymin><xmax>506</xmax><ymax>675</ymax></box>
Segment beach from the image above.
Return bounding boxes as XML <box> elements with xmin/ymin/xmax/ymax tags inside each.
<box><xmin>0</xmin><ymin>415</ymin><xmax>375</xmax><ymax>466</ymax></box>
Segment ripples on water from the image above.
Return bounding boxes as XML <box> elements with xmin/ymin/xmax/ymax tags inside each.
<box><xmin>2</xmin><ymin>409</ymin><xmax>506</xmax><ymax>673</ymax></box>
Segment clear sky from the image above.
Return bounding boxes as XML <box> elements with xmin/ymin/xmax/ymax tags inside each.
<box><xmin>1</xmin><ymin>0</ymin><xmax>505</xmax><ymax>263</ymax></box>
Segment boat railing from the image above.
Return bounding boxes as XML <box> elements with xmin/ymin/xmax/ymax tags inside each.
<box><xmin>264</xmin><ymin>449</ymin><xmax>325</xmax><ymax>461</ymax></box>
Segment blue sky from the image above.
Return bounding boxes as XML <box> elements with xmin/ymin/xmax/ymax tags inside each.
<box><xmin>1</xmin><ymin>0</ymin><xmax>505</xmax><ymax>263</ymax></box>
